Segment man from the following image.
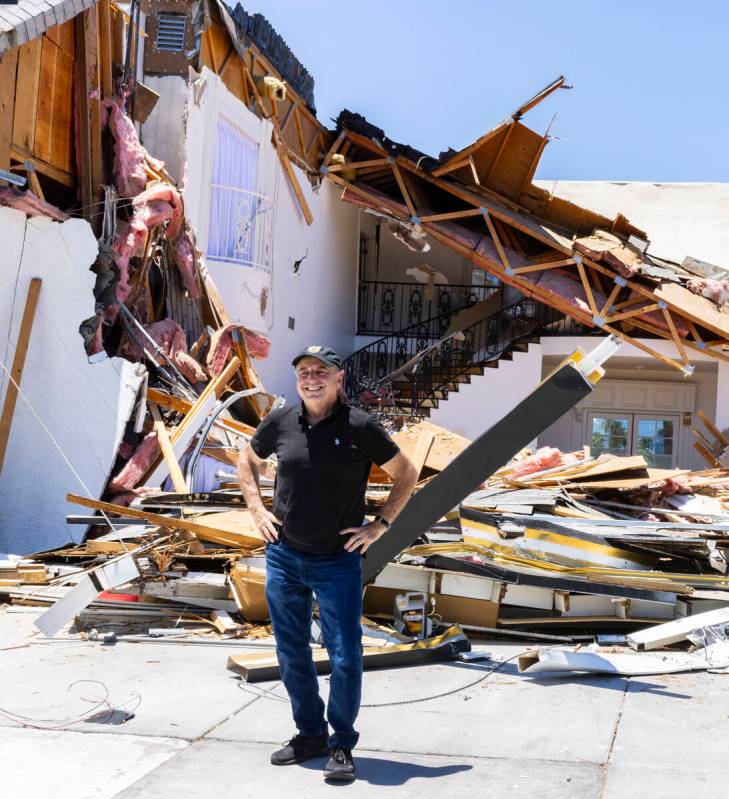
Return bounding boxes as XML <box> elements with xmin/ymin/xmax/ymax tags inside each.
<box><xmin>237</xmin><ymin>345</ymin><xmax>418</xmax><ymax>782</ymax></box>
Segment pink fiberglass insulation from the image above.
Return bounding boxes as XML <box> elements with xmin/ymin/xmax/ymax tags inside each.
<box><xmin>110</xmin><ymin>185</ymin><xmax>184</xmax><ymax>303</ymax></box>
<box><xmin>510</xmin><ymin>447</ymin><xmax>566</xmax><ymax>477</ymax></box>
<box><xmin>144</xmin><ymin>319</ymin><xmax>207</xmax><ymax>384</ymax></box>
<box><xmin>119</xmin><ymin>318</ymin><xmax>206</xmax><ymax>383</ymax></box>
<box><xmin>206</xmin><ymin>324</ymin><xmax>272</xmax><ymax>376</ymax></box>
<box><xmin>101</xmin><ymin>99</ymin><xmax>149</xmax><ymax>196</ymax></box>
<box><xmin>172</xmin><ymin>224</ymin><xmax>201</xmax><ymax>299</ymax></box>
<box><xmin>687</xmin><ymin>277</ymin><xmax>729</xmax><ymax>308</ymax></box>
<box><xmin>108</xmin><ymin>431</ymin><xmax>160</xmax><ymax>492</ymax></box>
<box><xmin>0</xmin><ymin>188</ymin><xmax>70</xmax><ymax>221</ymax></box>
<box><xmin>663</xmin><ymin>475</ymin><xmax>693</xmax><ymax>496</ymax></box>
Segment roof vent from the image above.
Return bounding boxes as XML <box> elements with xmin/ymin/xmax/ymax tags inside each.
<box><xmin>156</xmin><ymin>11</ymin><xmax>187</xmax><ymax>53</ymax></box>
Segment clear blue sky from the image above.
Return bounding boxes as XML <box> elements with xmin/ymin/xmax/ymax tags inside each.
<box><xmin>245</xmin><ymin>0</ymin><xmax>729</xmax><ymax>182</ymax></box>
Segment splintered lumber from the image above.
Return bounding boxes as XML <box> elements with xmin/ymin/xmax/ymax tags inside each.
<box><xmin>228</xmin><ymin>562</ymin><xmax>268</xmax><ymax>621</ymax></box>
<box><xmin>627</xmin><ymin>607</ymin><xmax>729</xmax><ymax>652</ymax></box>
<box><xmin>66</xmin><ymin>494</ymin><xmax>263</xmax><ymax>548</ymax></box>
<box><xmin>0</xmin><ymin>278</ymin><xmax>42</xmax><ymax>474</ymax></box>
<box><xmin>226</xmin><ymin>625</ymin><xmax>470</xmax><ymax>682</ymax></box>
<box><xmin>369</xmin><ymin>428</ymin><xmax>434</xmax><ymax>483</ymax></box>
<box><xmin>146</xmin><ymin>387</ymin><xmax>256</xmax><ymax>436</ymax></box>
<box><xmin>149</xmin><ymin>403</ymin><xmax>186</xmax><ymax>492</ymax></box>
<box><xmin>186</xmin><ymin>510</ymin><xmax>264</xmax><ymax>549</ymax></box>
<box><xmin>408</xmin><ymin>421</ymin><xmax>471</xmax><ymax>473</ymax></box>
<box><xmin>144</xmin><ymin>356</ymin><xmax>241</xmax><ymax>486</ymax></box>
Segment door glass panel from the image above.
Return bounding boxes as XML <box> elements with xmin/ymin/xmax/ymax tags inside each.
<box><xmin>590</xmin><ymin>416</ymin><xmax>630</xmax><ymax>457</ymax></box>
<box><xmin>634</xmin><ymin>416</ymin><xmax>677</xmax><ymax>468</ymax></box>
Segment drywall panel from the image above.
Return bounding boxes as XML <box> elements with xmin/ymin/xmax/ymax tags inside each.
<box><xmin>0</xmin><ymin>208</ymin><xmax>127</xmax><ymax>555</ymax></box>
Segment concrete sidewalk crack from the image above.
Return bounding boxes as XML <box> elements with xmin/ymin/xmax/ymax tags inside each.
<box><xmin>598</xmin><ymin>677</ymin><xmax>630</xmax><ymax>798</ymax></box>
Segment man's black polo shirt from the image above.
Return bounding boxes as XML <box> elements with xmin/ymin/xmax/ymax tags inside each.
<box><xmin>249</xmin><ymin>402</ymin><xmax>400</xmax><ymax>554</ymax></box>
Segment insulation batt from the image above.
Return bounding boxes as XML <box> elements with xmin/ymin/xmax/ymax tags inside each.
<box><xmin>119</xmin><ymin>318</ymin><xmax>206</xmax><ymax>383</ymax></box>
<box><xmin>207</xmin><ymin>324</ymin><xmax>271</xmax><ymax>376</ymax></box>
<box><xmin>108</xmin><ymin>431</ymin><xmax>160</xmax><ymax>492</ymax></box>
<box><xmin>143</xmin><ymin>319</ymin><xmax>206</xmax><ymax>384</ymax></box>
<box><xmin>510</xmin><ymin>447</ymin><xmax>565</xmax><ymax>477</ymax></box>
<box><xmin>111</xmin><ymin>184</ymin><xmax>185</xmax><ymax>302</ymax></box>
<box><xmin>172</xmin><ymin>224</ymin><xmax>201</xmax><ymax>299</ymax></box>
<box><xmin>101</xmin><ymin>100</ymin><xmax>166</xmax><ymax>197</ymax></box>
<box><xmin>0</xmin><ymin>188</ymin><xmax>69</xmax><ymax>221</ymax></box>
<box><xmin>687</xmin><ymin>277</ymin><xmax>729</xmax><ymax>309</ymax></box>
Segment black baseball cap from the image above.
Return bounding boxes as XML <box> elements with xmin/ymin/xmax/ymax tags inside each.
<box><xmin>292</xmin><ymin>345</ymin><xmax>343</xmax><ymax>370</ymax></box>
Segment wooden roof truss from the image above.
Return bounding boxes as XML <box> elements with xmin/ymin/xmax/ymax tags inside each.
<box><xmin>320</xmin><ymin>126</ymin><xmax>729</xmax><ymax>375</ymax></box>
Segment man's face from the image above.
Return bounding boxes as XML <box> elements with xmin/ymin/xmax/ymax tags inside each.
<box><xmin>295</xmin><ymin>357</ymin><xmax>342</xmax><ymax>406</ymax></box>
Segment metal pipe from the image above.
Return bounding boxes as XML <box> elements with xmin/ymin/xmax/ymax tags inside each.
<box><xmin>185</xmin><ymin>389</ymin><xmax>260</xmax><ymax>489</ymax></box>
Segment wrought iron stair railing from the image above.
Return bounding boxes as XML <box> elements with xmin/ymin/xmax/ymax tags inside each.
<box><xmin>345</xmin><ymin>295</ymin><xmax>589</xmax><ymax>420</ymax></box>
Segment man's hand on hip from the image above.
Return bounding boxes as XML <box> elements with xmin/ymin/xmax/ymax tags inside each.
<box><xmin>340</xmin><ymin>521</ymin><xmax>386</xmax><ymax>553</ymax></box>
<box><xmin>252</xmin><ymin>507</ymin><xmax>283</xmax><ymax>543</ymax></box>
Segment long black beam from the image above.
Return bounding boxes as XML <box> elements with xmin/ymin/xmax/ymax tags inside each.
<box><xmin>362</xmin><ymin>360</ymin><xmax>599</xmax><ymax>583</ymax></box>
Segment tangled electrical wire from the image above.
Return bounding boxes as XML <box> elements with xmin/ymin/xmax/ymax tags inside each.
<box><xmin>0</xmin><ymin>680</ymin><xmax>141</xmax><ymax>731</ymax></box>
<box><xmin>236</xmin><ymin>650</ymin><xmax>528</xmax><ymax>709</ymax></box>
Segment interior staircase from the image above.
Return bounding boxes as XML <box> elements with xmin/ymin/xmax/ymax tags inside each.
<box><xmin>343</xmin><ymin>295</ymin><xmax>579</xmax><ymax>423</ymax></box>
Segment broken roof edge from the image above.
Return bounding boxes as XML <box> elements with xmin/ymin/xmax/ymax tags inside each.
<box><xmin>434</xmin><ymin>75</ymin><xmax>568</xmax><ymax>173</ymax></box>
<box><xmin>222</xmin><ymin>1</ymin><xmax>316</xmax><ymax>111</ymax></box>
<box><xmin>0</xmin><ymin>0</ymin><xmax>99</xmax><ymax>57</ymax></box>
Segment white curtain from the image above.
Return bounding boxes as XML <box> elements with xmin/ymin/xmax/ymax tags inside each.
<box><xmin>207</xmin><ymin>116</ymin><xmax>259</xmax><ymax>266</ymax></box>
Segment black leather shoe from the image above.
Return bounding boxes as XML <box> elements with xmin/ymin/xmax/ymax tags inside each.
<box><xmin>270</xmin><ymin>733</ymin><xmax>329</xmax><ymax>765</ymax></box>
<box><xmin>323</xmin><ymin>748</ymin><xmax>356</xmax><ymax>781</ymax></box>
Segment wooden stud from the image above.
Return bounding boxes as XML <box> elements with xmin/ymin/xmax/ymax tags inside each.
<box><xmin>662</xmin><ymin>308</ymin><xmax>689</xmax><ymax>364</ymax></box>
<box><xmin>467</xmin><ymin>154</ymin><xmax>480</xmax><ymax>186</ymax></box>
<box><xmin>482</xmin><ymin>210</ymin><xmax>511</xmax><ymax>271</ymax></box>
<box><xmin>293</xmin><ymin>106</ymin><xmax>307</xmax><ymax>156</ymax></box>
<box><xmin>274</xmin><ymin>129</ymin><xmax>314</xmax><ymax>225</ymax></box>
<box><xmin>98</xmin><ymin>0</ymin><xmax>113</xmax><ymax>98</ymax></box>
<box><xmin>22</xmin><ymin>160</ymin><xmax>45</xmax><ymax>201</ymax></box>
<box><xmin>11</xmin><ymin>39</ymin><xmax>41</xmax><ymax>154</ymax></box>
<box><xmin>146</xmin><ymin>387</ymin><xmax>255</xmax><ymax>436</ymax></box>
<box><xmin>686</xmin><ymin>319</ymin><xmax>704</xmax><ymax>346</ymax></box>
<box><xmin>149</xmin><ymin>403</ymin><xmax>187</xmax><ymax>492</ymax></box>
<box><xmin>694</xmin><ymin>440</ymin><xmax>722</xmax><ymax>468</ymax></box>
<box><xmin>575</xmin><ymin>260</ymin><xmax>598</xmax><ymax>316</ymax></box>
<box><xmin>390</xmin><ymin>161</ymin><xmax>417</xmax><ymax>217</ymax></box>
<box><xmin>66</xmin><ymin>493</ymin><xmax>264</xmax><ymax>547</ymax></box>
<box><xmin>0</xmin><ymin>278</ymin><xmax>42</xmax><ymax>475</ymax></box>
<box><xmin>0</xmin><ymin>47</ymin><xmax>19</xmax><ymax>171</ymax></box>
<box><xmin>511</xmin><ymin>257</ymin><xmax>575</xmax><ymax>276</ymax></box>
<box><xmin>604</xmin><ymin>303</ymin><xmax>660</xmax><ymax>325</ymax></box>
<box><xmin>418</xmin><ymin>208</ymin><xmax>483</xmax><ymax>224</ymax></box>
<box><xmin>697</xmin><ymin>410</ymin><xmax>729</xmax><ymax>447</ymax></box>
<box><xmin>598</xmin><ymin>281</ymin><xmax>623</xmax><ymax>319</ymax></box>
<box><xmin>321</xmin><ymin>130</ymin><xmax>347</xmax><ymax>169</ymax></box>
<box><xmin>327</xmin><ymin>157</ymin><xmax>391</xmax><ymax>173</ymax></box>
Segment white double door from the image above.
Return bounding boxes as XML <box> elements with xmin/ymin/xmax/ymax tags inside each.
<box><xmin>587</xmin><ymin>412</ymin><xmax>678</xmax><ymax>468</ymax></box>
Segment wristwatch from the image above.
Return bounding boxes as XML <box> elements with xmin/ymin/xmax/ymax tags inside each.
<box><xmin>373</xmin><ymin>514</ymin><xmax>391</xmax><ymax>529</ymax></box>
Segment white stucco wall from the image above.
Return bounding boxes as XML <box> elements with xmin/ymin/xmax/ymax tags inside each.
<box><xmin>0</xmin><ymin>209</ymin><xmax>132</xmax><ymax>555</ymax></box>
<box><xmin>178</xmin><ymin>69</ymin><xmax>360</xmax><ymax>402</ymax></box>
<box><xmin>428</xmin><ymin>343</ymin><xmax>543</xmax><ymax>445</ymax></box>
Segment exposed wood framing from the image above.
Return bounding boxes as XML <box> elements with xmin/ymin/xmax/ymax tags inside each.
<box><xmin>0</xmin><ymin>279</ymin><xmax>42</xmax><ymax>475</ymax></box>
<box><xmin>149</xmin><ymin>403</ymin><xmax>187</xmax><ymax>492</ymax></box>
<box><xmin>322</xmin><ymin>128</ymin><xmax>729</xmax><ymax>373</ymax></box>
<box><xmin>0</xmin><ymin>47</ymin><xmax>19</xmax><ymax>170</ymax></box>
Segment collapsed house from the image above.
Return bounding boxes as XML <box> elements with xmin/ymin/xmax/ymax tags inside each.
<box><xmin>2</xmin><ymin>0</ymin><xmax>729</xmax><ymax>679</ymax></box>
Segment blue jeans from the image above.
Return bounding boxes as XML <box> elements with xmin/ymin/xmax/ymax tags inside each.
<box><xmin>265</xmin><ymin>539</ymin><xmax>363</xmax><ymax>750</ymax></box>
